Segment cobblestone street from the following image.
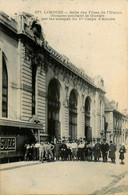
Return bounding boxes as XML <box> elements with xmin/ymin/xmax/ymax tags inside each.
<box><xmin>0</xmin><ymin>153</ymin><xmax>128</xmax><ymax>195</ymax></box>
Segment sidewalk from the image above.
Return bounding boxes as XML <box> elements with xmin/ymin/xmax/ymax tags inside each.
<box><xmin>0</xmin><ymin>160</ymin><xmax>41</xmax><ymax>171</ymax></box>
<box><xmin>0</xmin><ymin>151</ymin><xmax>128</xmax><ymax>172</ymax></box>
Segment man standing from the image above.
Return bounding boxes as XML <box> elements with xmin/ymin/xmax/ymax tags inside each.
<box><xmin>60</xmin><ymin>140</ymin><xmax>67</xmax><ymax>161</ymax></box>
<box><xmin>78</xmin><ymin>140</ymin><xmax>85</xmax><ymax>161</ymax></box>
<box><xmin>101</xmin><ymin>139</ymin><xmax>109</xmax><ymax>162</ymax></box>
<box><xmin>54</xmin><ymin>140</ymin><xmax>61</xmax><ymax>161</ymax></box>
<box><xmin>108</xmin><ymin>140</ymin><xmax>116</xmax><ymax>163</ymax></box>
<box><xmin>93</xmin><ymin>139</ymin><xmax>101</xmax><ymax>161</ymax></box>
<box><xmin>39</xmin><ymin>142</ymin><xmax>45</xmax><ymax>163</ymax></box>
<box><xmin>71</xmin><ymin>140</ymin><xmax>78</xmax><ymax>161</ymax></box>
<box><xmin>45</xmin><ymin>141</ymin><xmax>54</xmax><ymax>162</ymax></box>
<box><xmin>34</xmin><ymin>141</ymin><xmax>40</xmax><ymax>160</ymax></box>
<box><xmin>66</xmin><ymin>140</ymin><xmax>72</xmax><ymax>161</ymax></box>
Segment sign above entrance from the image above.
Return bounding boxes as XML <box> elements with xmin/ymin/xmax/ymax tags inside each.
<box><xmin>0</xmin><ymin>137</ymin><xmax>16</xmax><ymax>151</ymax></box>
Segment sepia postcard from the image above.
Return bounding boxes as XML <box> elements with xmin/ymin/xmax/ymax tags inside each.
<box><xmin>0</xmin><ymin>0</ymin><xmax>128</xmax><ymax>194</ymax></box>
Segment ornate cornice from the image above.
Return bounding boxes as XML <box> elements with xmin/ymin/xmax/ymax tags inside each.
<box><xmin>44</xmin><ymin>42</ymin><xmax>96</xmax><ymax>88</ymax></box>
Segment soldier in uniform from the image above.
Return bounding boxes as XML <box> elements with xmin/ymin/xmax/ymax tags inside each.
<box><xmin>45</xmin><ymin>141</ymin><xmax>55</xmax><ymax>162</ymax></box>
<box><xmin>54</xmin><ymin>140</ymin><xmax>61</xmax><ymax>161</ymax></box>
<box><xmin>39</xmin><ymin>142</ymin><xmax>45</xmax><ymax>163</ymax></box>
<box><xmin>93</xmin><ymin>139</ymin><xmax>101</xmax><ymax>161</ymax></box>
<box><xmin>71</xmin><ymin>140</ymin><xmax>78</xmax><ymax>161</ymax></box>
<box><xmin>108</xmin><ymin>140</ymin><xmax>116</xmax><ymax>163</ymax></box>
<box><xmin>87</xmin><ymin>141</ymin><xmax>93</xmax><ymax>161</ymax></box>
<box><xmin>60</xmin><ymin>140</ymin><xmax>67</xmax><ymax>161</ymax></box>
<box><xmin>78</xmin><ymin>140</ymin><xmax>85</xmax><ymax>161</ymax></box>
<box><xmin>101</xmin><ymin>139</ymin><xmax>109</xmax><ymax>162</ymax></box>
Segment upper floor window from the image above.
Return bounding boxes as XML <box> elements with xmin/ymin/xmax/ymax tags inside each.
<box><xmin>2</xmin><ymin>54</ymin><xmax>8</xmax><ymax>117</ymax></box>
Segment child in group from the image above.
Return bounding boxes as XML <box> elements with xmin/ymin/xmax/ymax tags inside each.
<box><xmin>119</xmin><ymin>143</ymin><xmax>126</xmax><ymax>164</ymax></box>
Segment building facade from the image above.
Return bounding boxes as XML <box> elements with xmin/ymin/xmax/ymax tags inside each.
<box><xmin>0</xmin><ymin>12</ymin><xmax>105</xmax><ymax>162</ymax></box>
<box><xmin>105</xmin><ymin>98</ymin><xmax>128</xmax><ymax>148</ymax></box>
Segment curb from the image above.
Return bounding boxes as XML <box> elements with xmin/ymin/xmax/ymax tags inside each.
<box><xmin>0</xmin><ymin>162</ymin><xmax>42</xmax><ymax>171</ymax></box>
<box><xmin>91</xmin><ymin>170</ymin><xmax>128</xmax><ymax>195</ymax></box>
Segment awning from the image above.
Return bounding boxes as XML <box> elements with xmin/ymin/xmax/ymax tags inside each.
<box><xmin>0</xmin><ymin>118</ymin><xmax>43</xmax><ymax>129</ymax></box>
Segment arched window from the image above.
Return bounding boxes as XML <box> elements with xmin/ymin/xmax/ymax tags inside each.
<box><xmin>85</xmin><ymin>97</ymin><xmax>90</xmax><ymax>113</ymax></box>
<box><xmin>48</xmin><ymin>79</ymin><xmax>59</xmax><ymax>102</ymax></box>
<box><xmin>48</xmin><ymin>79</ymin><xmax>60</xmax><ymax>141</ymax></box>
<box><xmin>85</xmin><ymin>96</ymin><xmax>92</xmax><ymax>141</ymax></box>
<box><xmin>69</xmin><ymin>89</ymin><xmax>78</xmax><ymax>140</ymax></box>
<box><xmin>2</xmin><ymin>55</ymin><xmax>8</xmax><ymax>117</ymax></box>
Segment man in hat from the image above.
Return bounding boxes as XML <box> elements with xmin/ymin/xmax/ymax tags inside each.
<box><xmin>93</xmin><ymin>139</ymin><xmax>101</xmax><ymax>161</ymax></box>
<box><xmin>78</xmin><ymin>140</ymin><xmax>85</xmax><ymax>161</ymax></box>
<box><xmin>60</xmin><ymin>140</ymin><xmax>67</xmax><ymax>161</ymax></box>
<box><xmin>108</xmin><ymin>140</ymin><xmax>116</xmax><ymax>163</ymax></box>
<box><xmin>101</xmin><ymin>139</ymin><xmax>109</xmax><ymax>162</ymax></box>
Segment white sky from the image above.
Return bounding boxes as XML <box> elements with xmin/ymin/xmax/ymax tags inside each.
<box><xmin>1</xmin><ymin>0</ymin><xmax>128</xmax><ymax>112</ymax></box>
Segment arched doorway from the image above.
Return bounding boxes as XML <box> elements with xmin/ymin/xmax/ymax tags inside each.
<box><xmin>48</xmin><ymin>79</ymin><xmax>61</xmax><ymax>141</ymax></box>
<box><xmin>85</xmin><ymin>96</ymin><xmax>92</xmax><ymax>141</ymax></box>
<box><xmin>69</xmin><ymin>89</ymin><xmax>78</xmax><ymax>140</ymax></box>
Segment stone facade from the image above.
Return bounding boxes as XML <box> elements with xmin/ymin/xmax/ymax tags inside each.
<box><xmin>105</xmin><ymin>98</ymin><xmax>128</xmax><ymax>148</ymax></box>
<box><xmin>0</xmin><ymin>12</ymin><xmax>105</xmax><ymax>160</ymax></box>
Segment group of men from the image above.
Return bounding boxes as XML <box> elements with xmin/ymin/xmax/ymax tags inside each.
<box><xmin>24</xmin><ymin>138</ymin><xmax>117</xmax><ymax>163</ymax></box>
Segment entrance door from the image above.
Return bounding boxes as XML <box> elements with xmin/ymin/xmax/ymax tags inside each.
<box><xmin>48</xmin><ymin>119</ymin><xmax>61</xmax><ymax>141</ymax></box>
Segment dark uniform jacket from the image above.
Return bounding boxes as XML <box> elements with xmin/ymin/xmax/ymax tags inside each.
<box><xmin>93</xmin><ymin>143</ymin><xmax>101</xmax><ymax>158</ymax></box>
<box><xmin>101</xmin><ymin>143</ymin><xmax>109</xmax><ymax>153</ymax></box>
<box><xmin>109</xmin><ymin>144</ymin><xmax>116</xmax><ymax>159</ymax></box>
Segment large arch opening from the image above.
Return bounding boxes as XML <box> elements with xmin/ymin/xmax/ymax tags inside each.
<box><xmin>69</xmin><ymin>89</ymin><xmax>78</xmax><ymax>140</ymax></box>
<box><xmin>48</xmin><ymin>78</ymin><xmax>61</xmax><ymax>141</ymax></box>
<box><xmin>85</xmin><ymin>96</ymin><xmax>92</xmax><ymax>141</ymax></box>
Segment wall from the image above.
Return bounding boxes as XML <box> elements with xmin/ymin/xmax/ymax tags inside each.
<box><xmin>0</xmin><ymin>30</ymin><xmax>18</xmax><ymax>119</ymax></box>
<box><xmin>45</xmin><ymin>65</ymin><xmax>103</xmax><ymax>140</ymax></box>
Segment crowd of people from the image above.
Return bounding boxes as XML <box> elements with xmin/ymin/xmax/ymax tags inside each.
<box><xmin>24</xmin><ymin>138</ymin><xmax>127</xmax><ymax>164</ymax></box>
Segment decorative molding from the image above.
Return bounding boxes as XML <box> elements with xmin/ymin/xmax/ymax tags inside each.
<box><xmin>65</xmin><ymin>85</ymin><xmax>69</xmax><ymax>99</ymax></box>
<box><xmin>64</xmin><ymin>76</ymin><xmax>69</xmax><ymax>86</ymax></box>
<box><xmin>63</xmin><ymin>99</ymin><xmax>69</xmax><ymax>108</ymax></box>
<box><xmin>80</xmin><ymin>106</ymin><xmax>85</xmax><ymax>113</ymax></box>
<box><xmin>11</xmin><ymin>82</ymin><xmax>17</xmax><ymax>89</ymax></box>
<box><xmin>53</xmin><ymin>65</ymin><xmax>60</xmax><ymax>79</ymax></box>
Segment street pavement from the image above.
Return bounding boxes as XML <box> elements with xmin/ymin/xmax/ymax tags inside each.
<box><xmin>0</xmin><ymin>153</ymin><xmax>128</xmax><ymax>195</ymax></box>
